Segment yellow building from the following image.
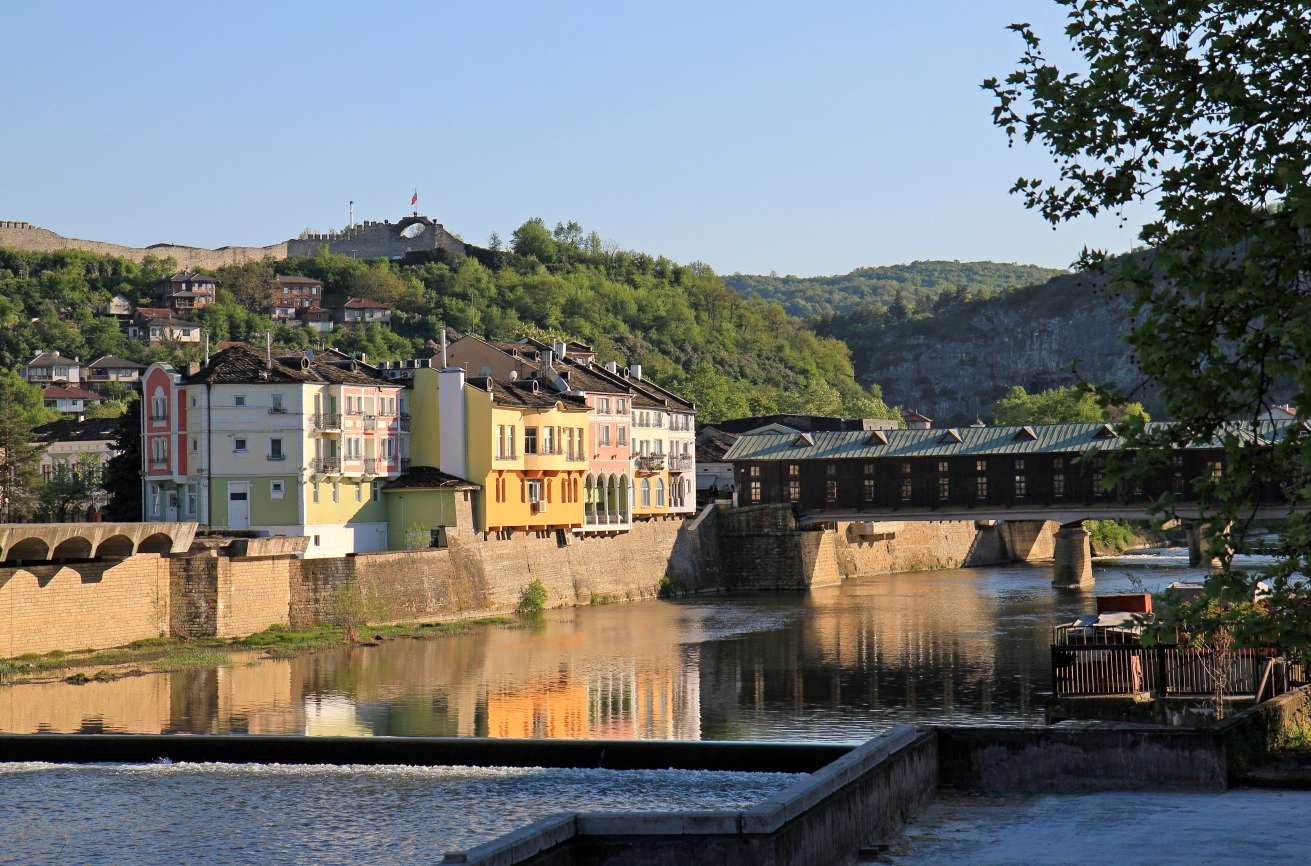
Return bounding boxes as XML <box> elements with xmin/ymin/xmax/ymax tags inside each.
<box><xmin>412</xmin><ymin>367</ymin><xmax>590</xmax><ymax>534</ymax></box>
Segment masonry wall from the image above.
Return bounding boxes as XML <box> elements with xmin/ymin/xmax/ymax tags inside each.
<box><xmin>999</xmin><ymin>520</ymin><xmax>1059</xmax><ymax>561</ymax></box>
<box><xmin>0</xmin><ymin>557</ymin><xmax>170</xmax><ymax>657</ymax></box>
<box><xmin>0</xmin><ymin>221</ymin><xmax>287</xmax><ymax>269</ymax></box>
<box><xmin>834</xmin><ymin>519</ymin><xmax>1008</xmax><ymax>576</ymax></box>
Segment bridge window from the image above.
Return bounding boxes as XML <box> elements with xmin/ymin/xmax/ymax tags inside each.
<box><xmin>976</xmin><ymin>460</ymin><xmax>987</xmax><ymax>473</ymax></box>
<box><xmin>826</xmin><ymin>463</ymin><xmax>837</xmax><ymax>477</ymax></box>
<box><xmin>749</xmin><ymin>465</ymin><xmax>760</xmax><ymax>477</ymax></box>
<box><xmin>901</xmin><ymin>462</ymin><xmax>912</xmax><ymax>475</ymax></box>
<box><xmin>1014</xmin><ymin>472</ymin><xmax>1027</xmax><ymax>500</ymax></box>
<box><xmin>864</xmin><ymin>463</ymin><xmax>875</xmax><ymax>476</ymax></box>
<box><xmin>748</xmin><ymin>481</ymin><xmax>760</xmax><ymax>504</ymax></box>
<box><xmin>825</xmin><ymin>480</ymin><xmax>838</xmax><ymax>503</ymax></box>
<box><xmin>863</xmin><ymin>479</ymin><xmax>875</xmax><ymax>501</ymax></box>
<box><xmin>788</xmin><ymin>463</ymin><xmax>800</xmax><ymax>477</ymax></box>
<box><xmin>937</xmin><ymin>461</ymin><xmax>949</xmax><ymax>473</ymax></box>
<box><xmin>938</xmin><ymin>476</ymin><xmax>950</xmax><ymax>500</ymax></box>
<box><xmin>1092</xmin><ymin>465</ymin><xmax>1105</xmax><ymax>497</ymax></box>
<box><xmin>900</xmin><ymin>478</ymin><xmax>912</xmax><ymax>502</ymax></box>
<box><xmin>1209</xmin><ymin>460</ymin><xmax>1223</xmax><ymax>480</ymax></box>
<box><xmin>976</xmin><ymin>476</ymin><xmax>988</xmax><ymax>500</ymax></box>
<box><xmin>1053</xmin><ymin>473</ymin><xmax>1066</xmax><ymax>498</ymax></box>
<box><xmin>1053</xmin><ymin>457</ymin><xmax>1064</xmax><ymax>470</ymax></box>
<box><xmin>789</xmin><ymin>480</ymin><xmax>801</xmax><ymax>502</ymax></box>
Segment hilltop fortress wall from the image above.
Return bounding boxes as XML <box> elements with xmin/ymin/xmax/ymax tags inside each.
<box><xmin>0</xmin><ymin>214</ymin><xmax>465</xmax><ymax>268</ymax></box>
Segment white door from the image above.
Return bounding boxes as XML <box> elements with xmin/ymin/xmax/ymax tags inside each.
<box><xmin>228</xmin><ymin>482</ymin><xmax>250</xmax><ymax>529</ymax></box>
<box><xmin>166</xmin><ymin>490</ymin><xmax>180</xmax><ymax>522</ymax></box>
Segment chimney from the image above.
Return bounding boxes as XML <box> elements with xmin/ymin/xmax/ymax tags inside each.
<box><xmin>440</xmin><ymin>327</ymin><xmax>449</xmax><ymax>368</ymax></box>
<box><xmin>605</xmin><ymin>361</ymin><xmax>618</xmax><ymax>374</ymax></box>
<box><xmin>628</xmin><ymin>363</ymin><xmax>642</xmax><ymax>381</ymax></box>
<box><xmin>542</xmin><ymin>349</ymin><xmax>555</xmax><ymax>373</ymax></box>
<box><xmin>553</xmin><ymin>340</ymin><xmax>567</xmax><ymax>360</ymax></box>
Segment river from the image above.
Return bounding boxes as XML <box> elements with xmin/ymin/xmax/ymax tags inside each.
<box><xmin>0</xmin><ymin>554</ymin><xmax>1213</xmax><ymax>741</ymax></box>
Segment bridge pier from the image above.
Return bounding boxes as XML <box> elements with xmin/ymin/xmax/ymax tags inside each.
<box><xmin>1052</xmin><ymin>524</ymin><xmax>1093</xmax><ymax>588</ymax></box>
<box><xmin>1184</xmin><ymin>520</ymin><xmax>1231</xmax><ymax>568</ymax></box>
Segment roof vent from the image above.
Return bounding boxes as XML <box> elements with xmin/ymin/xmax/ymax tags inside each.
<box><xmin>1095</xmin><ymin>423</ymin><xmax>1117</xmax><ymax>439</ymax></box>
<box><xmin>530</xmin><ymin>379</ymin><xmax>540</xmax><ymax>393</ymax></box>
<box><xmin>866</xmin><ymin>430</ymin><xmax>888</xmax><ymax>446</ymax></box>
<box><xmin>1015</xmin><ymin>425</ymin><xmax>1037</xmax><ymax>441</ymax></box>
<box><xmin>792</xmin><ymin>432</ymin><xmax>815</xmax><ymax>447</ymax></box>
<box><xmin>299</xmin><ymin>357</ymin><xmax>310</xmax><ymax>370</ymax></box>
<box><xmin>940</xmin><ymin>429</ymin><xmax>962</xmax><ymax>444</ymax></box>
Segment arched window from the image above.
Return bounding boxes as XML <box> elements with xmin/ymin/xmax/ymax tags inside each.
<box><xmin>641</xmin><ymin>478</ymin><xmax>651</xmax><ymax>507</ymax></box>
<box><xmin>656</xmin><ymin>478</ymin><xmax>665</xmax><ymax>507</ymax></box>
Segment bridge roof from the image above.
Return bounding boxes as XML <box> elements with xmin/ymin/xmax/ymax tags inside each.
<box><xmin>721</xmin><ymin>422</ymin><xmax>1243</xmax><ymax>462</ymax></box>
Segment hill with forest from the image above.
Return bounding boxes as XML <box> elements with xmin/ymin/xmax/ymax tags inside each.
<box><xmin>0</xmin><ymin>218</ymin><xmax>893</xmax><ymax>424</ymax></box>
<box><xmin>723</xmin><ymin>260</ymin><xmax>1066</xmax><ymax>319</ymax></box>
<box><xmin>810</xmin><ymin>267</ymin><xmax>1152</xmax><ymax>424</ymax></box>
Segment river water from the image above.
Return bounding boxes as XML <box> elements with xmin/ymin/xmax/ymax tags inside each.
<box><xmin>0</xmin><ymin>556</ymin><xmax>1210</xmax><ymax>741</ymax></box>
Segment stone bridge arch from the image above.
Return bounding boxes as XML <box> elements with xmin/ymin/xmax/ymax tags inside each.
<box><xmin>0</xmin><ymin>522</ymin><xmax>197</xmax><ymax>565</ymax></box>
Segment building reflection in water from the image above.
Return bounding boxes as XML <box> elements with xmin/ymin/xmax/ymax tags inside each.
<box><xmin>0</xmin><ymin>565</ymin><xmax>1172</xmax><ymax>740</ymax></box>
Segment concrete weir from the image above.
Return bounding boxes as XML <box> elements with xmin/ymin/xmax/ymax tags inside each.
<box><xmin>1051</xmin><ymin>524</ymin><xmax>1093</xmax><ymax>587</ymax></box>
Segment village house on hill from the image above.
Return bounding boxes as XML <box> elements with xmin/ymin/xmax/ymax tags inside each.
<box><xmin>333</xmin><ymin>296</ymin><xmax>391</xmax><ymax>326</ymax></box>
<box><xmin>22</xmin><ymin>350</ymin><xmax>82</xmax><ymax>385</ymax></box>
<box><xmin>270</xmin><ymin>274</ymin><xmax>323</xmax><ymax>322</ymax></box>
<box><xmin>153</xmin><ymin>270</ymin><xmax>218</xmax><ymax>317</ymax></box>
<box><xmin>42</xmin><ymin>383</ymin><xmax>103</xmax><ymax>417</ymax></box>
<box><xmin>85</xmin><ymin>355</ymin><xmax>145</xmax><ymax>388</ymax></box>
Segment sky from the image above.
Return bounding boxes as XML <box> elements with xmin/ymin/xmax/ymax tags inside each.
<box><xmin>0</xmin><ymin>1</ymin><xmax>1152</xmax><ymax>276</ymax></box>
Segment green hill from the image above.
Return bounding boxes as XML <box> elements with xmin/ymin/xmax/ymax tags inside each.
<box><xmin>723</xmin><ymin>260</ymin><xmax>1067</xmax><ymax>319</ymax></box>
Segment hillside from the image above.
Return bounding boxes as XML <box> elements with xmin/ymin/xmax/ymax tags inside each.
<box><xmin>0</xmin><ymin>219</ymin><xmax>894</xmax><ymax>424</ymax></box>
<box><xmin>812</xmin><ymin>269</ymin><xmax>1151</xmax><ymax>424</ymax></box>
<box><xmin>724</xmin><ymin>260</ymin><xmax>1066</xmax><ymax>319</ymax></box>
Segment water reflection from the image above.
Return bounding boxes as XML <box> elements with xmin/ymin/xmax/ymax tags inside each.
<box><xmin>0</xmin><ymin>562</ymin><xmax>1204</xmax><ymax>741</ymax></box>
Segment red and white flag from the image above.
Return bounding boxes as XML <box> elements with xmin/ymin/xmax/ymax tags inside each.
<box><xmin>410</xmin><ymin>190</ymin><xmax>418</xmax><ymax>207</ymax></box>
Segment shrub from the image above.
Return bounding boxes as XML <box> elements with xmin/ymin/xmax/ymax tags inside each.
<box><xmin>517</xmin><ymin>578</ymin><xmax>548</xmax><ymax>616</ymax></box>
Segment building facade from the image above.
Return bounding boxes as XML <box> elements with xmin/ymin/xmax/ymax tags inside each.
<box><xmin>142</xmin><ymin>345</ymin><xmax>409</xmax><ymax>557</ymax></box>
<box><xmin>23</xmin><ymin>351</ymin><xmax>81</xmax><ymax>385</ymax></box>
<box><xmin>153</xmin><ymin>271</ymin><xmax>218</xmax><ymax>315</ymax></box>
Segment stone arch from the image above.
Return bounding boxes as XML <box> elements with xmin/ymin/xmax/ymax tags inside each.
<box><xmin>584</xmin><ymin>473</ymin><xmax>596</xmax><ymax>522</ymax></box>
<box><xmin>606</xmin><ymin>475</ymin><xmax>618</xmax><ymax>519</ymax></box>
<box><xmin>618</xmin><ymin>475</ymin><xmax>629</xmax><ymax>519</ymax></box>
<box><xmin>51</xmin><ymin>536</ymin><xmax>93</xmax><ymax>561</ymax></box>
<box><xmin>4</xmin><ymin>537</ymin><xmax>49</xmax><ymax>563</ymax></box>
<box><xmin>136</xmin><ymin>532</ymin><xmax>175</xmax><ymax>556</ymax></box>
<box><xmin>95</xmin><ymin>534</ymin><xmax>135</xmax><ymax>559</ymax></box>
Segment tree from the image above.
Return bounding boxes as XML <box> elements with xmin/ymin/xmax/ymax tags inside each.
<box><xmin>992</xmin><ymin>385</ymin><xmax>1148</xmax><ymax>425</ymax></box>
<box><xmin>37</xmin><ymin>453</ymin><xmax>103</xmax><ymax>522</ymax></box>
<box><xmin>0</xmin><ymin>371</ymin><xmax>46</xmax><ymax>521</ymax></box>
<box><xmin>102</xmin><ymin>397</ymin><xmax>142</xmax><ymax>521</ymax></box>
<box><xmin>510</xmin><ymin>218</ymin><xmax>556</xmax><ymax>263</ymax></box>
<box><xmin>986</xmin><ymin>3</ymin><xmax>1311</xmax><ymax>666</ymax></box>
<box><xmin>217</xmin><ymin>260</ymin><xmax>276</xmax><ymax>312</ymax></box>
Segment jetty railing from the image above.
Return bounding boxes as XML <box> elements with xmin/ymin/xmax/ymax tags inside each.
<box><xmin>1051</xmin><ymin>645</ymin><xmax>1307</xmax><ymax>698</ymax></box>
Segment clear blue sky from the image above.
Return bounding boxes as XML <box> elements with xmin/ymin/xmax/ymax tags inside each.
<box><xmin>1</xmin><ymin>1</ymin><xmax>1149</xmax><ymax>276</ymax></box>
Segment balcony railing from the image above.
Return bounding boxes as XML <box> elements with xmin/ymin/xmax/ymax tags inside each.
<box><xmin>363</xmin><ymin>457</ymin><xmax>378</xmax><ymax>475</ymax></box>
<box><xmin>267</xmin><ymin>453</ymin><xmax>286</xmax><ymax>461</ymax></box>
<box><xmin>399</xmin><ymin>414</ymin><xmax>411</xmax><ymax>432</ymax></box>
<box><xmin>268</xmin><ymin>405</ymin><xmax>287</xmax><ymax>414</ymax></box>
<box><xmin>635</xmin><ymin>455</ymin><xmax>665</xmax><ymax>473</ymax></box>
<box><xmin>149</xmin><ymin>460</ymin><xmax>169</xmax><ymax>471</ymax></box>
<box><xmin>668</xmin><ymin>456</ymin><xmax>693</xmax><ymax>473</ymax></box>
<box><xmin>363</xmin><ymin>415</ymin><xmax>377</xmax><ymax>431</ymax></box>
<box><xmin>312</xmin><ymin>457</ymin><xmax>341</xmax><ymax>474</ymax></box>
<box><xmin>312</xmin><ymin>413</ymin><xmax>341</xmax><ymax>431</ymax></box>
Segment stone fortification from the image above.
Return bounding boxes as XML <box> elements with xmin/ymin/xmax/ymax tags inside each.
<box><xmin>0</xmin><ymin>214</ymin><xmax>466</xmax><ymax>268</ymax></box>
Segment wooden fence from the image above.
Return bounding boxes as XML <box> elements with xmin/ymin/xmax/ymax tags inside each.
<box><xmin>1051</xmin><ymin>645</ymin><xmax>1306</xmax><ymax>698</ymax></box>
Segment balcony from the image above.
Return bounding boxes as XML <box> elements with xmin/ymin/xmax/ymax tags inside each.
<box><xmin>635</xmin><ymin>455</ymin><xmax>665</xmax><ymax>474</ymax></box>
<box><xmin>149</xmin><ymin>460</ymin><xmax>169</xmax><ymax>472</ymax></box>
<box><xmin>363</xmin><ymin>457</ymin><xmax>378</xmax><ymax>476</ymax></box>
<box><xmin>668</xmin><ymin>456</ymin><xmax>693</xmax><ymax>473</ymax></box>
<box><xmin>268</xmin><ymin>405</ymin><xmax>287</xmax><ymax>415</ymax></box>
<box><xmin>399</xmin><ymin>414</ymin><xmax>411</xmax><ymax>432</ymax></box>
<box><xmin>531</xmin><ymin>500</ymin><xmax>547</xmax><ymax>514</ymax></box>
<box><xmin>312</xmin><ymin>457</ymin><xmax>341</xmax><ymax>475</ymax></box>
<box><xmin>363</xmin><ymin>415</ymin><xmax>377</xmax><ymax>431</ymax></box>
<box><xmin>312</xmin><ymin>413</ymin><xmax>341</xmax><ymax>433</ymax></box>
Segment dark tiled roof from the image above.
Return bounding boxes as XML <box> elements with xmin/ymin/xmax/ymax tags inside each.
<box><xmin>87</xmin><ymin>355</ymin><xmax>145</xmax><ymax>369</ymax></box>
<box><xmin>383</xmin><ymin>465</ymin><xmax>479</xmax><ymax>491</ymax></box>
<box><xmin>33</xmin><ymin>416</ymin><xmax>121</xmax><ymax>443</ymax></box>
<box><xmin>468</xmin><ymin>377</ymin><xmax>588</xmax><ymax>410</ymax></box>
<box><xmin>157</xmin><ymin>270</ymin><xmax>218</xmax><ymax>285</ymax></box>
<box><xmin>342</xmin><ymin>296</ymin><xmax>389</xmax><ymax>309</ymax></box>
<box><xmin>28</xmin><ymin>351</ymin><xmax>79</xmax><ymax>367</ymax></box>
<box><xmin>696</xmin><ymin>427</ymin><xmax>739</xmax><ymax>462</ymax></box>
<box><xmin>553</xmin><ymin>362</ymin><xmax>631</xmax><ymax>395</ymax></box>
<box><xmin>902</xmin><ymin>409</ymin><xmax>933</xmax><ymax>423</ymax></box>
<box><xmin>183</xmin><ymin>344</ymin><xmax>395</xmax><ymax>387</ymax></box>
<box><xmin>722</xmin><ymin>422</ymin><xmax>1242</xmax><ymax>462</ymax></box>
<box><xmin>275</xmin><ymin>274</ymin><xmax>322</xmax><ymax>286</ymax></box>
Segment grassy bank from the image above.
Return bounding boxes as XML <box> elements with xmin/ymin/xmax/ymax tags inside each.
<box><xmin>0</xmin><ymin>616</ymin><xmax>515</xmax><ymax>686</ymax></box>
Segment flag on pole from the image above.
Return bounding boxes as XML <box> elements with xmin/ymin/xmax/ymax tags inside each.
<box><xmin>410</xmin><ymin>190</ymin><xmax>418</xmax><ymax>207</ymax></box>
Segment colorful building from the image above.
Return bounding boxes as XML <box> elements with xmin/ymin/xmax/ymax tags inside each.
<box><xmin>410</xmin><ymin>366</ymin><xmax>590</xmax><ymax>535</ymax></box>
<box><xmin>141</xmin><ymin>344</ymin><xmax>409</xmax><ymax>556</ymax></box>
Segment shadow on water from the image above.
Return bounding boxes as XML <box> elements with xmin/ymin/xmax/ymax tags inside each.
<box><xmin>0</xmin><ymin>561</ymin><xmax>1211</xmax><ymax>741</ymax></box>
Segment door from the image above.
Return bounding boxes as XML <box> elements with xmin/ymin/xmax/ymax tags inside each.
<box><xmin>228</xmin><ymin>481</ymin><xmax>250</xmax><ymax>529</ymax></box>
<box><xmin>166</xmin><ymin>490</ymin><xmax>179</xmax><ymax>522</ymax></box>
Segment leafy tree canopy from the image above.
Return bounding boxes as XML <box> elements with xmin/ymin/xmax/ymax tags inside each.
<box><xmin>991</xmin><ymin>385</ymin><xmax>1148</xmax><ymax>426</ymax></box>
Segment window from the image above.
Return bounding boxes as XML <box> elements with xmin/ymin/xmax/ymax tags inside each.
<box><xmin>938</xmin><ymin>476</ymin><xmax>950</xmax><ymax>500</ymax></box>
<box><xmin>600</xmin><ymin>425</ymin><xmax>611</xmax><ymax>446</ymax></box>
<box><xmin>789</xmin><ymin>480</ymin><xmax>801</xmax><ymax>502</ymax></box>
<box><xmin>598</xmin><ymin>397</ymin><xmax>610</xmax><ymax>414</ymax></box>
<box><xmin>748</xmin><ymin>481</ymin><xmax>760</xmax><ymax>503</ymax></box>
<box><xmin>789</xmin><ymin>464</ymin><xmax>800</xmax><ymax>477</ymax></box>
<box><xmin>312</xmin><ymin>483</ymin><xmax>319</xmax><ymax>504</ymax></box>
<box><xmin>233</xmin><ymin>438</ymin><xmax>247</xmax><ymax>453</ymax></box>
<box><xmin>542</xmin><ymin>426</ymin><xmax>554</xmax><ymax>454</ymax></box>
<box><xmin>825</xmin><ymin>479</ymin><xmax>838</xmax><ymax>503</ymax></box>
<box><xmin>269</xmin><ymin>438</ymin><xmax>284</xmax><ymax>460</ymax></box>
<box><xmin>975</xmin><ymin>460</ymin><xmax>987</xmax><ymax>472</ymax></box>
<box><xmin>1092</xmin><ymin>463</ymin><xmax>1105</xmax><ymax>496</ymax></box>
<box><xmin>617</xmin><ymin>426</ymin><xmax>627</xmax><ymax>446</ymax></box>
<box><xmin>1053</xmin><ymin>473</ymin><xmax>1066</xmax><ymax>498</ymax></box>
<box><xmin>749</xmin><ymin>465</ymin><xmax>761</xmax><ymax>477</ymax></box>
<box><xmin>618</xmin><ymin>399</ymin><xmax>627</xmax><ymax>413</ymax></box>
<box><xmin>187</xmin><ymin>483</ymin><xmax>199</xmax><ymax>517</ymax></box>
<box><xmin>234</xmin><ymin>394</ymin><xmax>246</xmax><ymax>407</ymax></box>
<box><xmin>656</xmin><ymin>478</ymin><xmax>665</xmax><ymax>507</ymax></box>
<box><xmin>864</xmin><ymin>463</ymin><xmax>875</xmax><ymax>476</ymax></box>
<box><xmin>938</xmin><ymin>460</ymin><xmax>949</xmax><ymax>473</ymax></box>
<box><xmin>525</xmin><ymin>427</ymin><xmax>538</xmax><ymax>454</ymax></box>
<box><xmin>270</xmin><ymin>393</ymin><xmax>284</xmax><ymax>413</ymax></box>
<box><xmin>1014</xmin><ymin>472</ymin><xmax>1027</xmax><ymax>499</ymax></box>
<box><xmin>270</xmin><ymin>480</ymin><xmax>285</xmax><ymax>500</ymax></box>
<box><xmin>527</xmin><ymin>479</ymin><xmax>543</xmax><ymax>504</ymax></box>
<box><xmin>1210</xmin><ymin>460</ymin><xmax>1224</xmax><ymax>480</ymax></box>
<box><xmin>151</xmin><ymin>389</ymin><xmax>167</xmax><ymax>420</ymax></box>
<box><xmin>901</xmin><ymin>461</ymin><xmax>912</xmax><ymax>475</ymax></box>
<box><xmin>149</xmin><ymin>483</ymin><xmax>161</xmax><ymax>517</ymax></box>
<box><xmin>900</xmin><ymin>478</ymin><xmax>913</xmax><ymax>502</ymax></box>
<box><xmin>191</xmin><ymin>438</ymin><xmax>198</xmax><ymax>452</ymax></box>
<box><xmin>496</xmin><ymin>425</ymin><xmax>506</xmax><ymax>459</ymax></box>
<box><xmin>976</xmin><ymin>475</ymin><xmax>988</xmax><ymax>500</ymax></box>
<box><xmin>1053</xmin><ymin>457</ymin><xmax>1064</xmax><ymax>470</ymax></box>
<box><xmin>641</xmin><ymin>478</ymin><xmax>652</xmax><ymax>506</ymax></box>
<box><xmin>826</xmin><ymin>464</ymin><xmax>837</xmax><ymax>477</ymax></box>
<box><xmin>863</xmin><ymin>478</ymin><xmax>875</xmax><ymax>501</ymax></box>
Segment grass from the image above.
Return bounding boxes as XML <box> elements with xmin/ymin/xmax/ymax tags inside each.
<box><xmin>0</xmin><ymin>615</ymin><xmax>518</xmax><ymax>686</ymax></box>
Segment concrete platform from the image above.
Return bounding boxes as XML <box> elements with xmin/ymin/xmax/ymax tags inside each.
<box><xmin>887</xmin><ymin>790</ymin><xmax>1311</xmax><ymax>865</ymax></box>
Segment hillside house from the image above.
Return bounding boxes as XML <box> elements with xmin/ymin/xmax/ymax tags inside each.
<box><xmin>271</xmin><ymin>274</ymin><xmax>323</xmax><ymax>321</ymax></box>
<box><xmin>153</xmin><ymin>271</ymin><xmax>218</xmax><ymax>316</ymax></box>
<box><xmin>334</xmin><ymin>297</ymin><xmax>391</xmax><ymax>325</ymax></box>
<box><xmin>85</xmin><ymin>355</ymin><xmax>145</xmax><ymax>386</ymax></box>
<box><xmin>23</xmin><ymin>351</ymin><xmax>81</xmax><ymax>385</ymax></box>
<box><xmin>42</xmin><ymin>384</ymin><xmax>104</xmax><ymax>416</ymax></box>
